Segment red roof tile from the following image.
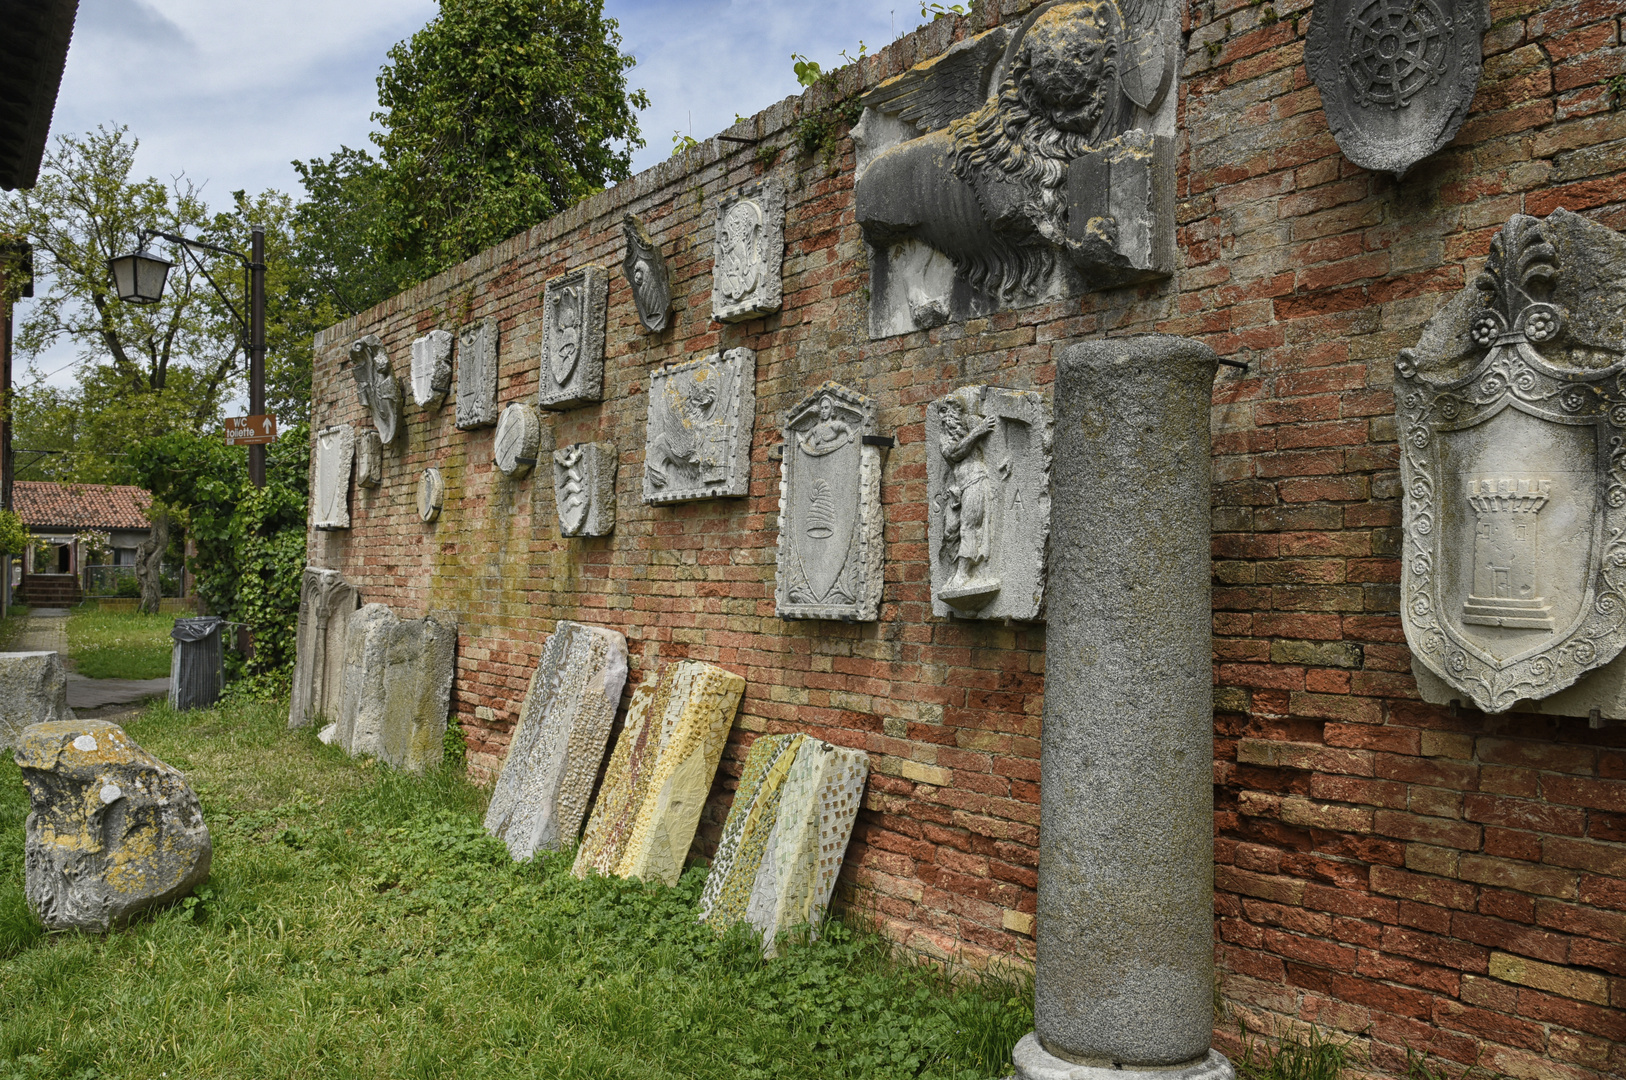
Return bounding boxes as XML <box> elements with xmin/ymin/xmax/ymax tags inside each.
<box><xmin>12</xmin><ymin>482</ymin><xmax>152</xmax><ymax>530</ymax></box>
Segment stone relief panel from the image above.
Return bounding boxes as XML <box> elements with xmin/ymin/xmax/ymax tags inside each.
<box><xmin>1398</xmin><ymin>209</ymin><xmax>1626</xmax><ymax>715</ymax></box>
<box><xmin>554</xmin><ymin>441</ymin><xmax>617</xmax><ymax>537</ymax></box>
<box><xmin>712</xmin><ymin>179</ymin><xmax>785</xmax><ymax>323</ymax></box>
<box><xmin>288</xmin><ymin>567</ymin><xmax>359</xmax><ymax>730</ymax></box>
<box><xmin>355</xmin><ymin>429</ymin><xmax>382</xmax><ymax>489</ymax></box>
<box><xmin>327</xmin><ymin>603</ymin><xmax>457</xmax><ymax>774</ymax></box>
<box><xmin>410</xmin><ymin>329</ymin><xmax>453</xmax><ymax>410</ymax></box>
<box><xmin>312</xmin><ymin>424</ymin><xmax>355</xmax><ymax>530</ymax></box>
<box><xmin>456</xmin><ymin>317</ymin><xmax>499</xmax><ymax>430</ymax></box>
<box><xmin>775</xmin><ymin>382</ymin><xmax>885</xmax><ymax>622</ymax></box>
<box><xmin>349</xmin><ymin>335</ymin><xmax>402</xmax><ymax>445</ymax></box>
<box><xmin>538</xmin><ymin>266</ymin><xmax>609</xmax><ymax>409</ymax></box>
<box><xmin>1306</xmin><ymin>0</ymin><xmax>1489</xmax><ymax>178</ymax></box>
<box><xmin>418</xmin><ymin>467</ymin><xmax>445</xmax><ymax>524</ymax></box>
<box><xmin>926</xmin><ymin>386</ymin><xmax>1052</xmax><ymax>621</ymax></box>
<box><xmin>622</xmin><ymin>212</ymin><xmax>672</xmax><ymax>333</ymax></box>
<box><xmin>853</xmin><ymin>1</ymin><xmax>1180</xmax><ymax>338</ymax></box>
<box><xmin>643</xmin><ymin>348</ymin><xmax>756</xmax><ymax>504</ymax></box>
<box><xmin>494</xmin><ymin>403</ymin><xmax>542</xmax><ymax>479</ymax></box>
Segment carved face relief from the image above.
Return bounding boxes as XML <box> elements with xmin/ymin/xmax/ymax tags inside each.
<box><xmin>1020</xmin><ymin>2</ymin><xmax>1120</xmax><ymax>142</ymax></box>
<box><xmin>1397</xmin><ymin>210</ymin><xmax>1626</xmax><ymax>713</ymax></box>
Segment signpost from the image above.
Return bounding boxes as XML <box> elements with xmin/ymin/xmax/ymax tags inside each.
<box><xmin>224</xmin><ymin>415</ymin><xmax>277</xmax><ymax>446</ymax></box>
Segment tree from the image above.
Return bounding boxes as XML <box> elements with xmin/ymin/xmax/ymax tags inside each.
<box><xmin>289</xmin><ymin>147</ymin><xmax>409</xmax><ymax>319</ymax></box>
<box><xmin>372</xmin><ymin>0</ymin><xmax>648</xmax><ymax>283</ymax></box>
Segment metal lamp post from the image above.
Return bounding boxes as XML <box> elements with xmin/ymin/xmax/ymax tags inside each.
<box><xmin>107</xmin><ymin>226</ymin><xmax>268</xmax><ymax>487</ymax></box>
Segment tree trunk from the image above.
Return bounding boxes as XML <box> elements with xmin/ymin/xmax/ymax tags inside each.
<box><xmin>136</xmin><ymin>509</ymin><xmax>170</xmax><ymax>615</ymax></box>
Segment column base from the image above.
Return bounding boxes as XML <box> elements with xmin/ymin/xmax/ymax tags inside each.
<box><xmin>1009</xmin><ymin>1035</ymin><xmax>1235</xmax><ymax>1080</ymax></box>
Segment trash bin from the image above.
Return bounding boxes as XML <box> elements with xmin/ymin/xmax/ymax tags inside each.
<box><xmin>169</xmin><ymin>616</ymin><xmax>225</xmax><ymax>710</ymax></box>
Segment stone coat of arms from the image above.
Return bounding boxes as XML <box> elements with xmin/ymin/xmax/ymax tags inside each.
<box><xmin>1398</xmin><ymin>209</ymin><xmax>1626</xmax><ymax>713</ymax></box>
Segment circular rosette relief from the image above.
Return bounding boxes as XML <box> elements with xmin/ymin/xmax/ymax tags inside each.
<box><xmin>418</xmin><ymin>468</ymin><xmax>445</xmax><ymax>523</ymax></box>
<box><xmin>494</xmin><ymin>403</ymin><xmax>542</xmax><ymax>479</ymax></box>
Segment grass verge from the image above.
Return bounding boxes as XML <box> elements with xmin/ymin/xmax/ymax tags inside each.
<box><xmin>0</xmin><ymin>697</ymin><xmax>1032</xmax><ymax>1079</ymax></box>
<box><xmin>0</xmin><ymin>604</ymin><xmax>29</xmax><ymax>652</ymax></box>
<box><xmin>65</xmin><ymin>605</ymin><xmax>175</xmax><ymax>679</ymax></box>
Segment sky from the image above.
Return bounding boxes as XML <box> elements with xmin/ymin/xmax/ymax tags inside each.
<box><xmin>16</xmin><ymin>0</ymin><xmax>930</xmax><ymax>401</ymax></box>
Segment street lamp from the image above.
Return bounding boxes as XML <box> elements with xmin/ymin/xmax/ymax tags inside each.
<box><xmin>107</xmin><ymin>227</ymin><xmax>267</xmax><ymax>487</ymax></box>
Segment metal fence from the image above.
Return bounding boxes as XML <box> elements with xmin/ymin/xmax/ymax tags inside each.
<box><xmin>82</xmin><ymin>564</ymin><xmax>182</xmax><ymax>598</ymax></box>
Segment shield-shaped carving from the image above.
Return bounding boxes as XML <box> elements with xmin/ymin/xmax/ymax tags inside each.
<box><xmin>786</xmin><ymin>393</ymin><xmax>865</xmax><ymax>601</ymax></box>
<box><xmin>549</xmin><ymin>284</ymin><xmax>582</xmax><ymax>387</ymax></box>
<box><xmin>1399</xmin><ymin>212</ymin><xmax>1626</xmax><ymax>713</ymax></box>
<box><xmin>1305</xmin><ymin>0</ymin><xmax>1489</xmax><ymax>177</ymax></box>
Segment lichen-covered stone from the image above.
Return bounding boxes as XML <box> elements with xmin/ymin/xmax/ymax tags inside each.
<box><xmin>485</xmin><ymin>622</ymin><xmax>628</xmax><ymax>860</ymax></box>
<box><xmin>16</xmin><ymin>720</ymin><xmax>211</xmax><ymax>932</ymax></box>
<box><xmin>329</xmin><ymin>604</ymin><xmax>457</xmax><ymax>773</ymax></box>
<box><xmin>572</xmin><ymin>677</ymin><xmax>662</xmax><ymax>878</ymax></box>
<box><xmin>0</xmin><ymin>651</ymin><xmax>72</xmax><ymax>749</ymax></box>
<box><xmin>698</xmin><ymin>732</ymin><xmax>804</xmax><ymax>924</ymax></box>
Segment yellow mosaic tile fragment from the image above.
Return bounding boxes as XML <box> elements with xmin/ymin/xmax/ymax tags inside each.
<box><xmin>699</xmin><ymin>732</ymin><xmax>803</xmax><ymax>925</ymax></box>
<box><xmin>571</xmin><ymin>676</ymin><xmax>661</xmax><ymax>878</ymax></box>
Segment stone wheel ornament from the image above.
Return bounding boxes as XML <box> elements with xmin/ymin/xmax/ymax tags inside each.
<box><xmin>493</xmin><ymin>403</ymin><xmax>542</xmax><ymax>479</ymax></box>
<box><xmin>1342</xmin><ymin>0</ymin><xmax>1449</xmax><ymax>109</ymax></box>
<box><xmin>418</xmin><ymin>467</ymin><xmax>445</xmax><ymax>524</ymax></box>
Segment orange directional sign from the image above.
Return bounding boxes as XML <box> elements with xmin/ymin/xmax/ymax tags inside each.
<box><xmin>224</xmin><ymin>414</ymin><xmax>278</xmax><ymax>445</ymax></box>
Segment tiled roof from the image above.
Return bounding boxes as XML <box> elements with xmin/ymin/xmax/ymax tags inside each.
<box><xmin>13</xmin><ymin>482</ymin><xmax>152</xmax><ymax>530</ymax></box>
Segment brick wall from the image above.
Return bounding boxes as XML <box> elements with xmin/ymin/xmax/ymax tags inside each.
<box><xmin>308</xmin><ymin>1</ymin><xmax>1625</xmax><ymax>1076</ymax></box>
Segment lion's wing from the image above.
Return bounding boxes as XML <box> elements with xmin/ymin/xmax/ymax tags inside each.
<box><xmin>860</xmin><ymin>26</ymin><xmax>1012</xmax><ymax>133</ymax></box>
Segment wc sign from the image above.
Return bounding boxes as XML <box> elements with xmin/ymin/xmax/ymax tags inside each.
<box><xmin>224</xmin><ymin>415</ymin><xmax>277</xmax><ymax>445</ymax></box>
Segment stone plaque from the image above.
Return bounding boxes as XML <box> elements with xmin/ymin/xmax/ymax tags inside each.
<box><xmin>712</xmin><ymin>178</ymin><xmax>785</xmax><ymax>323</ymax></box>
<box><xmin>418</xmin><ymin>467</ymin><xmax>445</xmax><ymax>524</ymax></box>
<box><xmin>288</xmin><ymin>567</ymin><xmax>359</xmax><ymax>730</ymax></box>
<box><xmin>494</xmin><ymin>402</ymin><xmax>542</xmax><ymax>479</ymax></box>
<box><xmin>355</xmin><ymin>428</ymin><xmax>382</xmax><ymax>489</ymax></box>
<box><xmin>572</xmin><ymin>674</ymin><xmax>662</xmax><ymax>879</ymax></box>
<box><xmin>1399</xmin><ymin>209</ymin><xmax>1626</xmax><ymax>714</ymax></box>
<box><xmin>1307</xmin><ymin>0</ymin><xmax>1489</xmax><ymax>178</ymax></box>
<box><xmin>350</xmin><ymin>334</ymin><xmax>403</xmax><ymax>445</ymax></box>
<box><xmin>410</xmin><ymin>329</ymin><xmax>453</xmax><ymax>409</ymax></box>
<box><xmin>775</xmin><ymin>382</ymin><xmax>885</xmax><ymax>621</ymax></box>
<box><xmin>485</xmin><ymin>622</ymin><xmax>629</xmax><ymax>860</ymax></box>
<box><xmin>854</xmin><ymin>2</ymin><xmax>1180</xmax><ymax>338</ymax></box>
<box><xmin>926</xmin><ymin>386</ymin><xmax>1051</xmax><ymax>621</ymax></box>
<box><xmin>699</xmin><ymin>732</ymin><xmax>805</xmax><ymax>926</ymax></box>
<box><xmin>554</xmin><ymin>441</ymin><xmax>617</xmax><ymax>537</ymax></box>
<box><xmin>622</xmin><ymin>212</ymin><xmax>672</xmax><ymax>333</ymax></box>
<box><xmin>456</xmin><ymin>317</ymin><xmax>499</xmax><ymax>429</ymax></box>
<box><xmin>312</xmin><ymin>424</ymin><xmax>355</xmax><ymax>530</ymax></box>
<box><xmin>327</xmin><ymin>603</ymin><xmax>457</xmax><ymax>773</ymax></box>
<box><xmin>538</xmin><ymin>266</ymin><xmax>608</xmax><ymax>409</ymax></box>
<box><xmin>643</xmin><ymin>348</ymin><xmax>756</xmax><ymax>504</ymax></box>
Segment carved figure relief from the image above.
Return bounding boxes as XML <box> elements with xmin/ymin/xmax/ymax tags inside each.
<box><xmin>355</xmin><ymin>429</ymin><xmax>383</xmax><ymax>489</ymax></box>
<box><xmin>776</xmin><ymin>383</ymin><xmax>885</xmax><ymax>622</ymax></box>
<box><xmin>456</xmin><ymin>317</ymin><xmax>499</xmax><ymax>430</ymax></box>
<box><xmin>410</xmin><ymin>329</ymin><xmax>453</xmax><ymax>409</ymax></box>
<box><xmin>349</xmin><ymin>335</ymin><xmax>402</xmax><ymax>445</ymax></box>
<box><xmin>494</xmin><ymin>403</ymin><xmax>542</xmax><ymax>479</ymax></box>
<box><xmin>554</xmin><ymin>441</ymin><xmax>617</xmax><ymax>538</ymax></box>
<box><xmin>854</xmin><ymin>0</ymin><xmax>1178</xmax><ymax>338</ymax></box>
<box><xmin>712</xmin><ymin>180</ymin><xmax>785</xmax><ymax>323</ymax></box>
<box><xmin>643</xmin><ymin>348</ymin><xmax>756</xmax><ymax>503</ymax></box>
<box><xmin>1398</xmin><ymin>209</ymin><xmax>1626</xmax><ymax>714</ymax></box>
<box><xmin>622</xmin><ymin>213</ymin><xmax>672</xmax><ymax>333</ymax></box>
<box><xmin>418</xmin><ymin>467</ymin><xmax>445</xmax><ymax>524</ymax></box>
<box><xmin>926</xmin><ymin>386</ymin><xmax>1052</xmax><ymax>621</ymax></box>
<box><xmin>539</xmin><ymin>266</ymin><xmax>608</xmax><ymax>409</ymax></box>
<box><xmin>312</xmin><ymin>424</ymin><xmax>355</xmax><ymax>530</ymax></box>
<box><xmin>1306</xmin><ymin>0</ymin><xmax>1489</xmax><ymax>177</ymax></box>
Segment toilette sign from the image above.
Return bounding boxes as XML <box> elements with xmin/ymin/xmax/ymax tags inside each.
<box><xmin>224</xmin><ymin>415</ymin><xmax>277</xmax><ymax>445</ymax></box>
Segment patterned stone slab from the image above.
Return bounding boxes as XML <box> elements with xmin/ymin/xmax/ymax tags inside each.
<box><xmin>288</xmin><ymin>567</ymin><xmax>359</xmax><ymax>730</ymax></box>
<box><xmin>456</xmin><ymin>317</ymin><xmax>499</xmax><ymax>430</ymax></box>
<box><xmin>355</xmin><ymin>429</ymin><xmax>382</xmax><ymax>489</ymax></box>
<box><xmin>776</xmin><ymin>382</ymin><xmax>884</xmax><ymax>621</ymax></box>
<box><xmin>327</xmin><ymin>603</ymin><xmax>457</xmax><ymax>773</ymax></box>
<box><xmin>485</xmin><ymin>622</ymin><xmax>629</xmax><ymax>860</ymax></box>
<box><xmin>538</xmin><ymin>265</ymin><xmax>608</xmax><ymax>410</ymax></box>
<box><xmin>410</xmin><ymin>329</ymin><xmax>453</xmax><ymax>409</ymax></box>
<box><xmin>554</xmin><ymin>441</ymin><xmax>617</xmax><ymax>537</ymax></box>
<box><xmin>617</xmin><ymin>661</ymin><xmax>746</xmax><ymax>885</ymax></box>
<box><xmin>643</xmin><ymin>348</ymin><xmax>756</xmax><ymax>504</ymax></box>
<box><xmin>712</xmin><ymin>177</ymin><xmax>784</xmax><ymax>323</ymax></box>
<box><xmin>573</xmin><ymin>675</ymin><xmax>663</xmax><ymax>878</ymax></box>
<box><xmin>744</xmin><ymin>740</ymin><xmax>868</xmax><ymax>956</ymax></box>
<box><xmin>312</xmin><ymin>424</ymin><xmax>355</xmax><ymax>530</ymax></box>
<box><xmin>494</xmin><ymin>403</ymin><xmax>542</xmax><ymax>479</ymax></box>
<box><xmin>698</xmin><ymin>732</ymin><xmax>804</xmax><ymax>925</ymax></box>
<box><xmin>926</xmin><ymin>385</ymin><xmax>1051</xmax><ymax>621</ymax></box>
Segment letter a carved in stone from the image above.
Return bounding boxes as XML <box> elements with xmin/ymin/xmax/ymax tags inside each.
<box><xmin>775</xmin><ymin>382</ymin><xmax>885</xmax><ymax>622</ymax></box>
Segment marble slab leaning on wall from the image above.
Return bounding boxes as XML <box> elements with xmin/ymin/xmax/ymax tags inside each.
<box><xmin>322</xmin><ymin>603</ymin><xmax>457</xmax><ymax>774</ymax></box>
<box><xmin>288</xmin><ymin>567</ymin><xmax>359</xmax><ymax>731</ymax></box>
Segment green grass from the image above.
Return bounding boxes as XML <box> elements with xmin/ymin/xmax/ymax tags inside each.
<box><xmin>0</xmin><ymin>604</ymin><xmax>29</xmax><ymax>652</ymax></box>
<box><xmin>65</xmin><ymin>606</ymin><xmax>175</xmax><ymax>679</ymax></box>
<box><xmin>0</xmin><ymin>698</ymin><xmax>1032</xmax><ymax>1079</ymax></box>
<box><xmin>1234</xmin><ymin>1026</ymin><xmax>1352</xmax><ymax>1080</ymax></box>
